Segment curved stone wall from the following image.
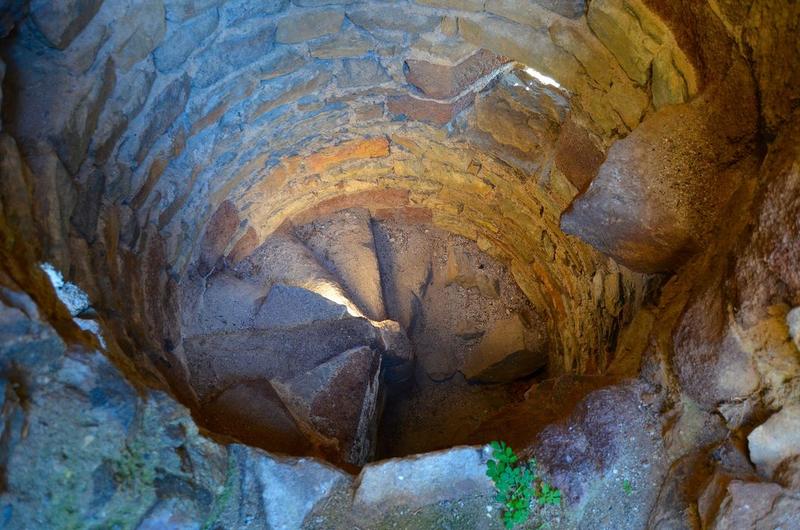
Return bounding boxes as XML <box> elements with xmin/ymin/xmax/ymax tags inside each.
<box><xmin>0</xmin><ymin>0</ymin><xmax>689</xmax><ymax>391</ymax></box>
<box><xmin>1</xmin><ymin>0</ymin><xmax>800</xmax><ymax>527</ymax></box>
<box><xmin>0</xmin><ymin>0</ymin><xmax>794</xmax><ymax>423</ymax></box>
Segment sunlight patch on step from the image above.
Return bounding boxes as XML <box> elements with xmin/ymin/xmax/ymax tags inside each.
<box><xmin>308</xmin><ymin>282</ymin><xmax>364</xmax><ymax>318</ymax></box>
<box><xmin>522</xmin><ymin>66</ymin><xmax>561</xmax><ymax>88</ymax></box>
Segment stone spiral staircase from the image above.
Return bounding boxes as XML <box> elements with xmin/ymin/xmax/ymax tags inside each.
<box><xmin>180</xmin><ymin>206</ymin><xmax>549</xmax><ymax>468</ymax></box>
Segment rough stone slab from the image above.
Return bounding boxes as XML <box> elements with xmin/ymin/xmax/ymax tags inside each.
<box><xmin>310</xmin><ymin>28</ymin><xmax>374</xmax><ymax>59</ymax></box>
<box><xmin>253</xmin><ymin>453</ymin><xmax>350</xmax><ymax>530</ymax></box>
<box><xmin>29</xmin><ymin>0</ymin><xmax>104</xmax><ymax>49</ymax></box>
<box><xmin>202</xmin><ymin>380</ymin><xmax>311</xmax><ymax>454</ymax></box>
<box><xmin>560</xmin><ymin>59</ymin><xmax>758</xmax><ymax>273</ymax></box>
<box><xmin>134</xmin><ymin>74</ymin><xmax>191</xmax><ymax>163</ymax></box>
<box><xmin>748</xmin><ymin>405</ymin><xmax>800</xmax><ymax>478</ymax></box>
<box><xmin>235</xmin><ymin>228</ymin><xmax>361</xmax><ymax>317</ymax></box>
<box><xmin>461</xmin><ymin>313</ymin><xmax>547</xmax><ymax>383</ymax></box>
<box><xmin>183</xmin><ymin>316</ymin><xmax>378</xmax><ymax>397</ymax></box>
<box><xmin>276</xmin><ymin>8</ymin><xmax>344</xmax><ymax>44</ymax></box>
<box><xmin>587</xmin><ymin>0</ymin><xmax>658</xmax><ymax>85</ymax></box>
<box><xmin>353</xmin><ymin>446</ymin><xmax>494</xmax><ymax>513</ymax></box>
<box><xmin>387</xmin><ymin>92</ymin><xmax>474</xmax><ymax>125</ymax></box>
<box><xmin>273</xmin><ymin>346</ymin><xmax>382</xmax><ymax>465</ymax></box>
<box><xmin>199</xmin><ymin>200</ymin><xmax>239</xmax><ymax>273</ymax></box>
<box><xmin>254</xmin><ymin>283</ymin><xmax>349</xmax><ymax>328</ymax></box>
<box><xmin>113</xmin><ymin>0</ymin><xmax>166</xmax><ymax>72</ymax></box>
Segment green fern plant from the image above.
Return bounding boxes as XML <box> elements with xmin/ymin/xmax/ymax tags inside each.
<box><xmin>486</xmin><ymin>441</ymin><xmax>562</xmax><ymax>528</ymax></box>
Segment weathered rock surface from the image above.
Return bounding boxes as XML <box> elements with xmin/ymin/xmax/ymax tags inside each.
<box><xmin>0</xmin><ymin>296</ymin><xmax>348</xmax><ymax>530</ymax></box>
<box><xmin>561</xmin><ymin>59</ymin><xmax>758</xmax><ymax>273</ymax></box>
<box><xmin>276</xmin><ymin>8</ymin><xmax>343</xmax><ymax>44</ymax></box>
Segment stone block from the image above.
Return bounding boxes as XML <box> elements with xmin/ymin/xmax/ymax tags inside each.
<box><xmin>709</xmin><ymin>481</ymin><xmax>800</xmax><ymax>529</ymax></box>
<box><xmin>199</xmin><ymin>200</ymin><xmax>239</xmax><ymax>273</ymax></box>
<box><xmin>748</xmin><ymin>405</ymin><xmax>800</xmax><ymax>478</ymax></box>
<box><xmin>202</xmin><ymin>380</ymin><xmax>312</xmax><ymax>453</ymax></box>
<box><xmin>337</xmin><ymin>58</ymin><xmax>391</xmax><ymax>88</ymax></box>
<box><xmin>253</xmin><ymin>454</ymin><xmax>350</xmax><ymax>530</ymax></box>
<box><xmin>227</xmin><ymin>225</ymin><xmax>259</xmax><ymax>263</ymax></box>
<box><xmin>30</xmin><ymin>0</ymin><xmax>104</xmax><ymax>49</ymax></box>
<box><xmin>154</xmin><ymin>10</ymin><xmax>219</xmax><ymax>73</ymax></box>
<box><xmin>276</xmin><ymin>8</ymin><xmax>344</xmax><ymax>44</ymax></box>
<box><xmin>54</xmin><ymin>60</ymin><xmax>117</xmax><ymax>175</ymax></box>
<box><xmin>405</xmin><ymin>49</ymin><xmax>506</xmax><ymax>99</ymax></box>
<box><xmin>387</xmin><ymin>92</ymin><xmax>474</xmax><ymax>125</ymax></box>
<box><xmin>587</xmin><ymin>0</ymin><xmax>659</xmax><ymax>85</ymax></box>
<box><xmin>296</xmin><ymin>207</ymin><xmax>387</xmax><ymax>320</ymax></box>
<box><xmin>310</xmin><ymin>28</ymin><xmax>374</xmax><ymax>59</ymax></box>
<box><xmin>165</xmin><ymin>0</ymin><xmax>224</xmax><ymax>22</ymax></box>
<box><xmin>134</xmin><ymin>74</ymin><xmax>190</xmax><ymax>163</ymax></box>
<box><xmin>347</xmin><ymin>5</ymin><xmax>441</xmax><ymax>34</ymax></box>
<box><xmin>113</xmin><ymin>0</ymin><xmax>166</xmax><ymax>72</ymax></box>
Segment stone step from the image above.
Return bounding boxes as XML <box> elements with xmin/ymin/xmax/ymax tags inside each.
<box><xmin>201</xmin><ymin>380</ymin><xmax>312</xmax><ymax>456</ymax></box>
<box><xmin>234</xmin><ymin>226</ymin><xmax>364</xmax><ymax>318</ymax></box>
<box><xmin>295</xmin><ymin>208</ymin><xmax>387</xmax><ymax>321</ymax></box>
<box><xmin>273</xmin><ymin>345</ymin><xmax>383</xmax><ymax>467</ymax></box>
<box><xmin>253</xmin><ymin>283</ymin><xmax>350</xmax><ymax>329</ymax></box>
<box><xmin>181</xmin><ymin>269</ymin><xmax>268</xmax><ymax>337</ymax></box>
<box><xmin>183</xmin><ymin>317</ymin><xmax>380</xmax><ymax>401</ymax></box>
<box><xmin>371</xmin><ymin>218</ymin><xmax>434</xmax><ymax>332</ymax></box>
